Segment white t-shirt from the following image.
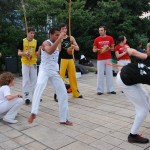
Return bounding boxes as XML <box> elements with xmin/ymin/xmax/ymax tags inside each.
<box><xmin>0</xmin><ymin>85</ymin><xmax>10</xmax><ymax>104</ymax></box>
<box><xmin>40</xmin><ymin>39</ymin><xmax>59</xmax><ymax>71</ymax></box>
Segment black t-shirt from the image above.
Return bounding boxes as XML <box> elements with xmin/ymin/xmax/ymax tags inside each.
<box><xmin>17</xmin><ymin>40</ymin><xmax>39</xmax><ymax>51</ymax></box>
<box><xmin>59</xmin><ymin>37</ymin><xmax>73</xmax><ymax>59</ymax></box>
<box><xmin>120</xmin><ymin>56</ymin><xmax>150</xmax><ymax>85</ymax></box>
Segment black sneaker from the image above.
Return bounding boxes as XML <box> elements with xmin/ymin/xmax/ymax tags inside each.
<box><xmin>97</xmin><ymin>92</ymin><xmax>103</xmax><ymax>95</ymax></box>
<box><xmin>25</xmin><ymin>99</ymin><xmax>31</xmax><ymax>105</ymax></box>
<box><xmin>78</xmin><ymin>95</ymin><xmax>83</xmax><ymax>98</ymax></box>
<box><xmin>54</xmin><ymin>94</ymin><xmax>58</xmax><ymax>102</ymax></box>
<box><xmin>128</xmin><ymin>134</ymin><xmax>149</xmax><ymax>144</ymax></box>
<box><xmin>107</xmin><ymin>91</ymin><xmax>116</xmax><ymax>94</ymax></box>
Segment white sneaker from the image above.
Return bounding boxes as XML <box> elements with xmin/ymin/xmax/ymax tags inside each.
<box><xmin>3</xmin><ymin>117</ymin><xmax>18</xmax><ymax>124</ymax></box>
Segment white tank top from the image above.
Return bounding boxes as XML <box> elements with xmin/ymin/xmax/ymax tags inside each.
<box><xmin>40</xmin><ymin>39</ymin><xmax>59</xmax><ymax>71</ymax></box>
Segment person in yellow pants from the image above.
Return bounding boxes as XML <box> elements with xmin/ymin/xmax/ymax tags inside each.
<box><xmin>59</xmin><ymin>23</ymin><xmax>83</xmax><ymax>98</ymax></box>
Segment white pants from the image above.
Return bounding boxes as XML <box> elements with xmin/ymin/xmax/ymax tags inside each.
<box><xmin>31</xmin><ymin>68</ymin><xmax>69</xmax><ymax>122</ymax></box>
<box><xmin>0</xmin><ymin>98</ymin><xmax>24</xmax><ymax>119</ymax></box>
<box><xmin>97</xmin><ymin>59</ymin><xmax>114</xmax><ymax>93</ymax></box>
<box><xmin>117</xmin><ymin>60</ymin><xmax>130</xmax><ymax>71</ymax></box>
<box><xmin>116</xmin><ymin>73</ymin><xmax>150</xmax><ymax>134</ymax></box>
<box><xmin>22</xmin><ymin>64</ymin><xmax>37</xmax><ymax>100</ymax></box>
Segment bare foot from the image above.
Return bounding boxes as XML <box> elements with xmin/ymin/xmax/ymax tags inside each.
<box><xmin>60</xmin><ymin>120</ymin><xmax>73</xmax><ymax>126</ymax></box>
<box><xmin>28</xmin><ymin>114</ymin><xmax>36</xmax><ymax>124</ymax></box>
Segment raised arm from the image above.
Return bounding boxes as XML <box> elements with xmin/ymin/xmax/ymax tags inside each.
<box><xmin>42</xmin><ymin>34</ymin><xmax>63</xmax><ymax>54</ymax></box>
<box><xmin>70</xmin><ymin>36</ymin><xmax>79</xmax><ymax>51</ymax></box>
<box><xmin>127</xmin><ymin>48</ymin><xmax>147</xmax><ymax>60</ymax></box>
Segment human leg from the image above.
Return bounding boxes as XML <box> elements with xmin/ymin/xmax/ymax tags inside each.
<box><xmin>22</xmin><ymin>64</ymin><xmax>30</xmax><ymax>101</ymax></box>
<box><xmin>50</xmin><ymin>71</ymin><xmax>72</xmax><ymax>125</ymax></box>
<box><xmin>105</xmin><ymin>59</ymin><xmax>115</xmax><ymax>93</ymax></box>
<box><xmin>30</xmin><ymin>64</ymin><xmax>37</xmax><ymax>100</ymax></box>
<box><xmin>116</xmin><ymin>73</ymin><xmax>149</xmax><ymax>143</ymax></box>
<box><xmin>28</xmin><ymin>69</ymin><xmax>49</xmax><ymax>123</ymax></box>
<box><xmin>67</xmin><ymin>59</ymin><xmax>81</xmax><ymax>98</ymax></box>
<box><xmin>97</xmin><ymin>60</ymin><xmax>105</xmax><ymax>93</ymax></box>
<box><xmin>60</xmin><ymin>59</ymin><xmax>68</xmax><ymax>80</ymax></box>
<box><xmin>0</xmin><ymin>98</ymin><xmax>24</xmax><ymax>123</ymax></box>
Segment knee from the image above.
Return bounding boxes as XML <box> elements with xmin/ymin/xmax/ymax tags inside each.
<box><xmin>17</xmin><ymin>98</ymin><xmax>24</xmax><ymax>105</ymax></box>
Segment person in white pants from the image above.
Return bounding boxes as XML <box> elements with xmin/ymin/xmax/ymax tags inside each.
<box><xmin>28</xmin><ymin>27</ymin><xmax>72</xmax><ymax>126</ymax></box>
<box><xmin>93</xmin><ymin>25</ymin><xmax>116</xmax><ymax>95</ymax></box>
<box><xmin>0</xmin><ymin>72</ymin><xmax>24</xmax><ymax>124</ymax></box>
<box><xmin>18</xmin><ymin>27</ymin><xmax>41</xmax><ymax>105</ymax></box>
<box><xmin>116</xmin><ymin>44</ymin><xmax>150</xmax><ymax>144</ymax></box>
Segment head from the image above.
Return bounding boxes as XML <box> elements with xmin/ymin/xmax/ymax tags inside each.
<box><xmin>146</xmin><ymin>43</ymin><xmax>150</xmax><ymax>55</ymax></box>
<box><xmin>49</xmin><ymin>27</ymin><xmax>60</xmax><ymax>42</ymax></box>
<box><xmin>27</xmin><ymin>27</ymin><xmax>35</xmax><ymax>41</ymax></box>
<box><xmin>0</xmin><ymin>72</ymin><xmax>15</xmax><ymax>87</ymax></box>
<box><xmin>59</xmin><ymin>23</ymin><xmax>67</xmax><ymax>35</ymax></box>
<box><xmin>118</xmin><ymin>35</ymin><xmax>127</xmax><ymax>44</ymax></box>
<box><xmin>99</xmin><ymin>26</ymin><xmax>106</xmax><ymax>37</ymax></box>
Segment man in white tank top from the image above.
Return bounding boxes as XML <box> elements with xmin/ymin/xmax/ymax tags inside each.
<box><xmin>28</xmin><ymin>27</ymin><xmax>73</xmax><ymax>126</ymax></box>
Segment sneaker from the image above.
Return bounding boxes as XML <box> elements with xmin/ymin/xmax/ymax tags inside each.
<box><xmin>3</xmin><ymin>117</ymin><xmax>18</xmax><ymax>124</ymax></box>
<box><xmin>97</xmin><ymin>92</ymin><xmax>103</xmax><ymax>95</ymax></box>
<box><xmin>128</xmin><ymin>134</ymin><xmax>149</xmax><ymax>144</ymax></box>
<box><xmin>107</xmin><ymin>91</ymin><xmax>116</xmax><ymax>94</ymax></box>
<box><xmin>77</xmin><ymin>95</ymin><xmax>83</xmax><ymax>98</ymax></box>
<box><xmin>25</xmin><ymin>99</ymin><xmax>31</xmax><ymax>105</ymax></box>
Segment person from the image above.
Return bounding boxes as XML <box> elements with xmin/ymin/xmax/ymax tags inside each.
<box><xmin>93</xmin><ymin>25</ymin><xmax>116</xmax><ymax>95</ymax></box>
<box><xmin>28</xmin><ymin>27</ymin><xmax>73</xmax><ymax>126</ymax></box>
<box><xmin>116</xmin><ymin>43</ymin><xmax>150</xmax><ymax>144</ymax></box>
<box><xmin>115</xmin><ymin>35</ymin><xmax>131</xmax><ymax>70</ymax></box>
<box><xmin>137</xmin><ymin>41</ymin><xmax>145</xmax><ymax>53</ymax></box>
<box><xmin>59</xmin><ymin>23</ymin><xmax>83</xmax><ymax>98</ymax></box>
<box><xmin>0</xmin><ymin>72</ymin><xmax>24</xmax><ymax>124</ymax></box>
<box><xmin>17</xmin><ymin>27</ymin><xmax>41</xmax><ymax>105</ymax></box>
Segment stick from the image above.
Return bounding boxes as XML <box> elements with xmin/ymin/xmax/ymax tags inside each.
<box><xmin>21</xmin><ymin>0</ymin><xmax>28</xmax><ymax>35</ymax></box>
<box><xmin>68</xmin><ymin>0</ymin><xmax>75</xmax><ymax>60</ymax></box>
<box><xmin>68</xmin><ymin>0</ymin><xmax>71</xmax><ymax>37</ymax></box>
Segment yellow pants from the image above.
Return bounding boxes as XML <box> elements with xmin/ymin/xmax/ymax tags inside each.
<box><xmin>60</xmin><ymin>59</ymin><xmax>80</xmax><ymax>97</ymax></box>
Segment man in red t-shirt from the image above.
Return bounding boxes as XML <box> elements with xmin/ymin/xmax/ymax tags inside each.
<box><xmin>93</xmin><ymin>26</ymin><xmax>116</xmax><ymax>95</ymax></box>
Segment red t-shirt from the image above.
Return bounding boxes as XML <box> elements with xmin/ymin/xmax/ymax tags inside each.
<box><xmin>114</xmin><ymin>44</ymin><xmax>130</xmax><ymax>61</ymax></box>
<box><xmin>93</xmin><ymin>35</ymin><xmax>114</xmax><ymax>60</ymax></box>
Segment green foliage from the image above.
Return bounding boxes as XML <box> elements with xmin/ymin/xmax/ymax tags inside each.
<box><xmin>1</xmin><ymin>0</ymin><xmax>150</xmax><ymax>59</ymax></box>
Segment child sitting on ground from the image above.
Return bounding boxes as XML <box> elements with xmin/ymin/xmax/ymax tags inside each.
<box><xmin>0</xmin><ymin>72</ymin><xmax>24</xmax><ymax>124</ymax></box>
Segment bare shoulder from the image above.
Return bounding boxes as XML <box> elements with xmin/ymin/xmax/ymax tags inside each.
<box><xmin>70</xmin><ymin>36</ymin><xmax>75</xmax><ymax>41</ymax></box>
<box><xmin>42</xmin><ymin>40</ymin><xmax>51</xmax><ymax>46</ymax></box>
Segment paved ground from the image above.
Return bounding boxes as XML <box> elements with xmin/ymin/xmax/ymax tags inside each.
<box><xmin>1</xmin><ymin>70</ymin><xmax>150</xmax><ymax>150</ymax></box>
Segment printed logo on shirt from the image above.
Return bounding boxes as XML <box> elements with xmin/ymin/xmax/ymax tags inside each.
<box><xmin>98</xmin><ymin>41</ymin><xmax>109</xmax><ymax>46</ymax></box>
<box><xmin>138</xmin><ymin>63</ymin><xmax>150</xmax><ymax>75</ymax></box>
<box><xmin>62</xmin><ymin>41</ymin><xmax>70</xmax><ymax>49</ymax></box>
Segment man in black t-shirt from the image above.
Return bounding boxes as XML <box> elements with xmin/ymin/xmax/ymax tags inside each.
<box><xmin>116</xmin><ymin>43</ymin><xmax>150</xmax><ymax>144</ymax></box>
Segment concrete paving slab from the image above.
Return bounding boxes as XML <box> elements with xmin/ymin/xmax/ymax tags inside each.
<box><xmin>0</xmin><ymin>72</ymin><xmax>150</xmax><ymax>150</ymax></box>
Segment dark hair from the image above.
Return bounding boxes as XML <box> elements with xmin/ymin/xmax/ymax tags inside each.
<box><xmin>59</xmin><ymin>23</ymin><xmax>67</xmax><ymax>29</ymax></box>
<box><xmin>49</xmin><ymin>27</ymin><xmax>60</xmax><ymax>34</ymax></box>
<box><xmin>99</xmin><ymin>25</ymin><xmax>106</xmax><ymax>31</ymax></box>
<box><xmin>118</xmin><ymin>35</ymin><xmax>125</xmax><ymax>43</ymax></box>
<box><xmin>0</xmin><ymin>72</ymin><xmax>15</xmax><ymax>86</ymax></box>
<box><xmin>28</xmin><ymin>27</ymin><xmax>35</xmax><ymax>33</ymax></box>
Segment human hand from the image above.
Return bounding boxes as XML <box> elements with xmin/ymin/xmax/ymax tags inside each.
<box><xmin>17</xmin><ymin>94</ymin><xmax>23</xmax><ymax>98</ymax></box>
<box><xmin>100</xmin><ymin>45</ymin><xmax>110</xmax><ymax>54</ymax></box>
<box><xmin>67</xmin><ymin>46</ymin><xmax>74</xmax><ymax>55</ymax></box>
